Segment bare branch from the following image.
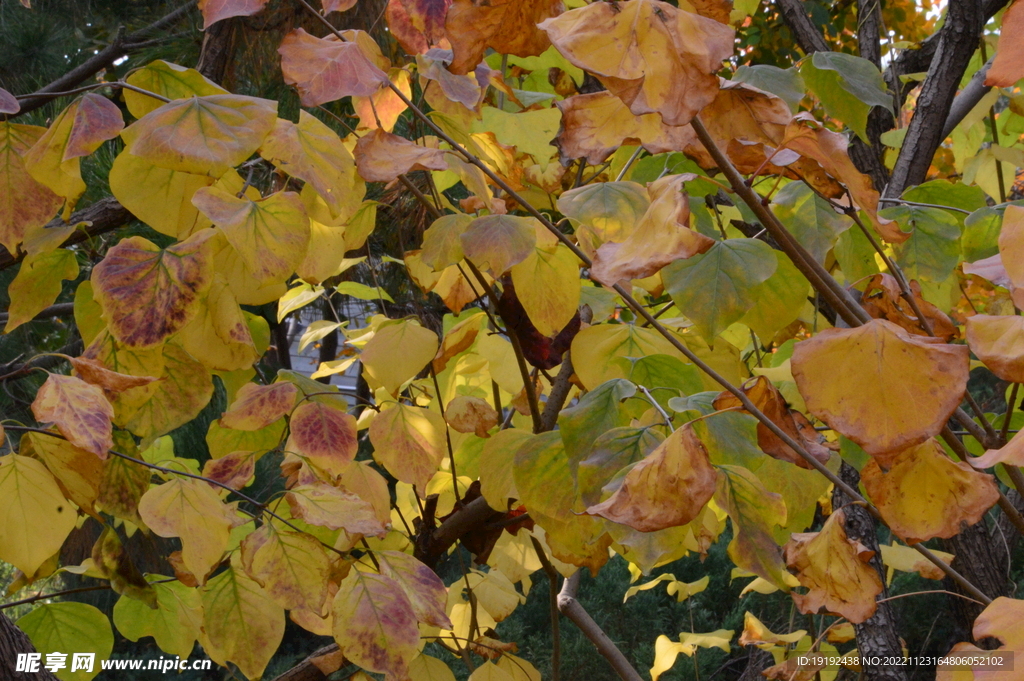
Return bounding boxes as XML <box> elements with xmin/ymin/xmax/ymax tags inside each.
<box><xmin>557</xmin><ymin>572</ymin><xmax>644</xmax><ymax>681</ymax></box>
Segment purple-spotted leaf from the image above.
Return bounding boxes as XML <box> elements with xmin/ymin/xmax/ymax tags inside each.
<box><xmin>220</xmin><ymin>382</ymin><xmax>298</xmax><ymax>431</ymax></box>
<box><xmin>285</xmin><ymin>483</ymin><xmax>387</xmax><ymax>536</ymax></box>
<box><xmin>240</xmin><ymin>524</ymin><xmax>330</xmax><ymax>613</ymax></box>
<box><xmin>285</xmin><ymin>401</ymin><xmax>358</xmax><ymax>477</ymax></box>
<box><xmin>31</xmin><ymin>373</ymin><xmax>114</xmax><ymax>459</ymax></box>
<box><xmin>332</xmin><ymin>570</ymin><xmax>420</xmax><ymax>679</ymax></box>
<box><xmin>377</xmin><ymin>550</ymin><xmax>452</xmax><ymax>628</ymax></box>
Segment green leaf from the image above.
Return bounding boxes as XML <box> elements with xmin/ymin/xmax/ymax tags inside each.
<box><xmin>576</xmin><ymin>426</ymin><xmax>665</xmax><ymax>507</ymax></box>
<box><xmin>800</xmin><ymin>52</ymin><xmax>891</xmax><ymax>142</ymax></box>
<box><xmin>902</xmin><ymin>180</ymin><xmax>987</xmax><ymax>222</ymax></box>
<box><xmin>612</xmin><ymin>354</ymin><xmax>704</xmax><ymax>395</ymax></box>
<box><xmin>883</xmin><ymin>205</ymin><xmax>963</xmax><ymax>282</ymax></box>
<box><xmin>733</xmin><ymin>65</ymin><xmax>805</xmax><ymax>113</ymax></box>
<box><xmin>18</xmin><ymin>602</ymin><xmax>114</xmax><ymax>681</ymax></box>
<box><xmin>833</xmin><ymin>220</ymin><xmax>881</xmax><ymax>282</ymax></box>
<box><xmin>740</xmin><ymin>252</ymin><xmax>811</xmax><ymax>343</ymax></box>
<box><xmin>113</xmin><ymin>578</ymin><xmax>202</xmax><ymax>659</ymax></box>
<box><xmin>662</xmin><ymin>239</ymin><xmax>777</xmax><ymax>342</ymax></box>
<box><xmin>334</xmin><ymin>281</ymin><xmax>394</xmax><ymax>302</ymax></box>
<box><xmin>558</xmin><ymin>378</ymin><xmax>635</xmax><ymax>471</ymax></box>
<box><xmin>772</xmin><ymin>181</ymin><xmax>851</xmax><ymax>263</ymax></box>
<box><xmin>962</xmin><ymin>206</ymin><xmax>1003</xmax><ymax>262</ymax></box>
<box><xmin>689</xmin><ymin>411</ymin><xmax>764</xmax><ymax>470</ymax></box>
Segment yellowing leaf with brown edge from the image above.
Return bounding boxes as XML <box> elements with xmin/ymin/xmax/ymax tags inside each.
<box><xmin>285</xmin><ymin>483</ymin><xmax>387</xmax><ymax>535</ymax></box>
<box><xmin>377</xmin><ymin>550</ymin><xmax>452</xmax><ymax>628</ymax></box>
<box><xmin>444</xmin><ymin>395</ymin><xmax>498</xmax><ymax>437</ymax></box>
<box><xmin>511</xmin><ymin>240</ymin><xmax>581</xmax><ymax>337</ymax></box>
<box><xmin>783</xmin><ymin>509</ymin><xmax>882</xmax><ymax>624</ymax></box>
<box><xmin>0</xmin><ymin>122</ymin><xmax>63</xmax><ymax>255</ymax></box>
<box><xmin>879</xmin><ymin>542</ymin><xmax>953</xmax><ymax>581</ymax></box>
<box><xmin>965</xmin><ymin>314</ymin><xmax>1024</xmax><ymax>382</ymax></box>
<box><xmin>586</xmin><ymin>425</ymin><xmax>717</xmax><ymax>532</ymax></box>
<box><xmin>199</xmin><ymin>557</ymin><xmax>284</xmax><ymax>681</ymax></box>
<box><xmin>435</xmin><ymin>261</ymin><xmax>493</xmax><ymax>314</ymax></box>
<box><xmin>123</xmin><ymin>60</ymin><xmax>228</xmax><ymax>118</ymax></box>
<box><xmin>221</xmin><ymin>382</ymin><xmax>298</xmax><ymax>431</ymax></box>
<box><xmin>554</xmin><ymin>91</ymin><xmax>699</xmax><ymax>165</ymax></box>
<box><xmin>120</xmin><ymin>343</ymin><xmax>214</xmax><ymax>443</ymax></box>
<box><xmin>354</xmin><ymin>67</ymin><xmax>411</xmax><ymax>132</ymax></box>
<box><xmin>23</xmin><ymin>93</ymin><xmax>124</xmax><ymax>216</ymax></box>
<box><xmin>32</xmin><ymin>373</ymin><xmax>113</xmax><ymax>459</ymax></box>
<box><xmin>192</xmin><ymin>187</ymin><xmax>310</xmax><ymax>286</ymax></box>
<box><xmin>369</xmin><ymin>402</ymin><xmax>447</xmax><ymax>492</ymax></box>
<box><xmin>92</xmin><ymin>230</ymin><xmax>215</xmax><ymax>348</ymax></box>
<box><xmin>198</xmin><ymin>0</ymin><xmax>269</xmax><ymax>28</ymax></box>
<box><xmin>791</xmin><ymin>319</ymin><xmax>969</xmax><ymax>456</ymax></box>
<box><xmin>68</xmin><ymin>356</ymin><xmax>157</xmax><ymax>400</ymax></box>
<box><xmin>23</xmin><ymin>431</ymin><xmax>104</xmax><ymax>518</ymax></box>
<box><xmin>178</xmin><ymin>275</ymin><xmax>259</xmax><ymax>372</ymax></box>
<box><xmin>353</xmin><ymin>128</ymin><xmax>448</xmax><ymax>183</ymax></box>
<box><xmin>279</xmin><ymin>28</ymin><xmax>390</xmax><ymax>106</ymax></box>
<box><xmin>985</xmin><ymin>0</ymin><xmax>1024</xmax><ymax>86</ymax></box>
<box><xmin>422</xmin><ymin>213</ymin><xmax>473</xmax><ymax>270</ymax></box>
<box><xmin>591</xmin><ymin>174</ymin><xmax>714</xmax><ymax>286</ymax></box>
<box><xmin>445</xmin><ymin>0</ymin><xmax>562</xmax><ymax>74</ymax></box>
<box><xmin>861</xmin><ymin>440</ymin><xmax>999</xmax><ymax>544</ymax></box>
<box><xmin>962</xmin><ymin>597</ymin><xmax>1024</xmax><ymax>675</ymax></box>
<box><xmin>360</xmin><ymin>319</ymin><xmax>439</xmax><ymax>396</ymax></box>
<box><xmin>461</xmin><ymin>214</ymin><xmax>539</xmax><ymax>276</ymax></box>
<box><xmin>4</xmin><ymin>248</ymin><xmax>78</xmax><ymax>332</ymax></box>
<box><xmin>286</xmin><ymin>401</ymin><xmax>358</xmax><ymax>477</ymax></box>
<box><xmin>332</xmin><ymin>570</ymin><xmax>420</xmax><ymax>679</ymax></box>
<box><xmin>108</xmin><ymin>150</ymin><xmax>215</xmax><ymax>240</ymax></box>
<box><xmin>259</xmin><ymin>112</ymin><xmax>362</xmax><ymax>220</ymax></box>
<box><xmin>240</xmin><ymin>524</ymin><xmax>330</xmax><ymax>613</ymax></box>
<box><xmin>138</xmin><ymin>478</ymin><xmax>237</xmax><ymax>581</ymax></box>
<box><xmin>122</xmin><ymin>94</ymin><xmax>277</xmax><ymax>177</ymax></box>
<box><xmin>738</xmin><ymin>611</ymin><xmax>806</xmax><ymax>649</ymax></box>
<box><xmin>0</xmin><ymin>454</ymin><xmax>79</xmax><ymax>576</ymax></box>
<box><xmin>539</xmin><ymin>0</ymin><xmax>733</xmax><ymax>126</ymax></box>
<box><xmin>558</xmin><ymin>180</ymin><xmax>650</xmax><ymax>256</ymax></box>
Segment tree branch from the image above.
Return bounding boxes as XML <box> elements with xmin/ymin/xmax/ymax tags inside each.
<box><xmin>774</xmin><ymin>0</ymin><xmax>830</xmax><ymax>53</ymax></box>
<box><xmin>557</xmin><ymin>572</ymin><xmax>644</xmax><ymax>681</ymax></box>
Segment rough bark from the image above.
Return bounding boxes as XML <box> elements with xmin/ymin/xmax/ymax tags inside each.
<box><xmin>832</xmin><ymin>462</ymin><xmax>909</xmax><ymax>681</ymax></box>
<box><xmin>0</xmin><ymin>612</ymin><xmax>60</xmax><ymax>681</ymax></box>
<box><xmin>774</xmin><ymin>0</ymin><xmax>830</xmax><ymax>53</ymax></box>
<box><xmin>941</xmin><ymin>519</ymin><xmax>1012</xmax><ymax>644</ymax></box>
<box><xmin>196</xmin><ymin>17</ymin><xmax>239</xmax><ymax>86</ymax></box>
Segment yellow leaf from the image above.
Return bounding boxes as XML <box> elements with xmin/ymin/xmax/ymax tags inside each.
<box><xmin>92</xmin><ymin>230</ymin><xmax>215</xmax><ymax>348</ymax></box>
<box><xmin>409</xmin><ymin>654</ymin><xmax>457</xmax><ymax>681</ymax></box>
<box><xmin>23</xmin><ymin>94</ymin><xmax>123</xmax><ymax>216</ymax></box>
<box><xmin>178</xmin><ymin>275</ymin><xmax>259</xmax><ymax>372</ymax></box>
<box><xmin>879</xmin><ymin>542</ymin><xmax>953</xmax><ymax>581</ymax></box>
<box><xmin>220</xmin><ymin>382</ymin><xmax>298</xmax><ymax>431</ymax></box>
<box><xmin>783</xmin><ymin>509</ymin><xmax>883</xmax><ymax>624</ymax></box>
<box><xmin>119</xmin><ymin>343</ymin><xmax>214</xmax><ymax>443</ymax></box>
<box><xmin>124</xmin><ymin>60</ymin><xmax>227</xmax><ymax>117</ymax></box>
<box><xmin>650</xmin><ymin>630</ymin><xmax>734</xmax><ymax>681</ymax></box>
<box><xmin>472</xmin><ymin>106</ymin><xmax>561</xmax><ymax>164</ymax></box>
<box><xmin>113</xmin><ymin>577</ymin><xmax>203</xmax><ymax>659</ymax></box>
<box><xmin>539</xmin><ymin>0</ymin><xmax>734</xmax><ymax>126</ymax></box>
<box><xmin>193</xmin><ymin>187</ymin><xmax>310</xmax><ymax>286</ymax></box>
<box><xmin>570</xmin><ymin>320</ymin><xmax>688</xmax><ymax>390</ymax></box>
<box><xmin>354</xmin><ymin>67</ymin><xmax>412</xmax><ymax>132</ymax></box>
<box><xmin>496</xmin><ymin>654</ymin><xmax>542</xmax><ymax>681</ymax></box>
<box><xmin>332</xmin><ymin>570</ymin><xmax>420</xmax><ymax>679</ymax></box>
<box><xmin>138</xmin><ymin>478</ymin><xmax>236</xmax><ymax>581</ymax></box>
<box><xmin>240</xmin><ymin>524</ymin><xmax>330</xmax><ymax>613</ymax></box>
<box><xmin>4</xmin><ymin>248</ymin><xmax>77</xmax><ymax>332</ymax></box>
<box><xmin>861</xmin><ymin>440</ymin><xmax>999</xmax><ymax>544</ymax></box>
<box><xmin>0</xmin><ymin>121</ymin><xmax>62</xmax><ymax>254</ymax></box>
<box><xmin>369</xmin><ymin>402</ymin><xmax>447</xmax><ymax>492</ymax></box>
<box><xmin>738</xmin><ymin>611</ymin><xmax>806</xmax><ymax>649</ymax></box>
<box><xmin>284</xmin><ymin>483</ymin><xmax>386</xmax><ymax>535</ymax></box>
<box><xmin>199</xmin><ymin>558</ymin><xmax>284</xmax><ymax>680</ymax></box>
<box><xmin>207</xmin><ymin>418</ymin><xmax>285</xmax><ymax>459</ymax></box>
<box><xmin>259</xmin><ymin>111</ymin><xmax>363</xmax><ymax>220</ymax></box>
<box><xmin>444</xmin><ymin>395</ymin><xmax>498</xmax><ymax>437</ymax></box>
<box><xmin>122</xmin><ymin>94</ymin><xmax>277</xmax><ymax>177</ymax></box>
<box><xmin>0</xmin><ymin>454</ymin><xmax>78</xmax><ymax>575</ymax></box>
<box><xmin>587</xmin><ymin>425</ymin><xmax>718</xmax><ymax>532</ymax></box>
<box><xmin>31</xmin><ymin>373</ymin><xmax>113</xmax><ymax>458</ymax></box>
<box><xmin>17</xmin><ymin>602</ymin><xmax>113</xmax><ymax>681</ymax></box>
<box><xmin>360</xmin><ymin>319</ymin><xmax>439</xmax><ymax>396</ymax></box>
<box><xmin>108</xmin><ymin>149</ymin><xmax>214</xmax><ymax>239</ymax></box>
<box><xmin>468</xmin><ymin>661</ymin><xmax>515</xmax><ymax>681</ymax></box>
<box><xmin>422</xmin><ymin>213</ymin><xmax>473</xmax><ymax>270</ymax></box>
<box><xmin>510</xmin><ymin>242</ymin><xmax>581</xmax><ymax>337</ymax></box>
<box><xmin>377</xmin><ymin>550</ymin><xmax>452</xmax><ymax>628</ymax></box>
<box><xmin>791</xmin><ymin>319</ymin><xmax>969</xmax><ymax>456</ymax></box>
<box><xmin>965</xmin><ymin>314</ymin><xmax>1024</xmax><ymax>382</ymax></box>
<box><xmin>479</xmin><ymin>428</ymin><xmax>532</xmax><ymax>509</ymax></box>
<box><xmin>461</xmin><ymin>214</ymin><xmax>539</xmax><ymax>276</ymax></box>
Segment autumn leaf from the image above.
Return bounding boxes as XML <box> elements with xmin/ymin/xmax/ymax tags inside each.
<box><xmin>444</xmin><ymin>395</ymin><xmax>498</xmax><ymax>437</ymax></box>
<box><xmin>446</xmin><ymin>0</ymin><xmax>563</xmax><ymax>75</ymax></box>
<box><xmin>738</xmin><ymin>611</ymin><xmax>806</xmax><ymax>648</ymax></box>
<box><xmin>554</xmin><ymin>91</ymin><xmax>699</xmax><ymax>165</ymax></box>
<box><xmin>539</xmin><ymin>0</ymin><xmax>734</xmax><ymax>126</ymax></box>
<box><xmin>123</xmin><ymin>60</ymin><xmax>228</xmax><ymax>118</ymax></box>
<box><xmin>332</xmin><ymin>570</ymin><xmax>420</xmax><ymax>679</ymax></box>
<box><xmin>376</xmin><ymin>550</ymin><xmax>452</xmax><ymax>628</ymax></box>
<box><xmin>122</xmin><ymin>94</ymin><xmax>277</xmax><ymax>177</ymax></box>
<box><xmin>0</xmin><ymin>122</ymin><xmax>63</xmax><ymax>254</ymax></box>
<box><xmin>202</xmin><ymin>450</ymin><xmax>256</xmax><ymax>490</ymax></box>
<box><xmin>4</xmin><ymin>248</ymin><xmax>78</xmax><ymax>332</ymax></box>
<box><xmin>791</xmin><ymin>319</ymin><xmax>969</xmax><ymax>456</ymax></box>
<box><xmin>32</xmin><ymin>374</ymin><xmax>114</xmax><ymax>458</ymax></box>
<box><xmin>138</xmin><ymin>478</ymin><xmax>237</xmax><ymax>581</ymax></box>
<box><xmin>0</xmin><ymin>86</ymin><xmax>19</xmax><ymax>114</ymax></box>
<box><xmin>192</xmin><ymin>187</ymin><xmax>310</xmax><ymax>286</ymax></box>
<box><xmin>586</xmin><ymin>425</ymin><xmax>717</xmax><ymax>532</ymax></box>
<box><xmin>220</xmin><ymin>382</ymin><xmax>297</xmax><ymax>430</ymax></box>
<box><xmin>240</xmin><ymin>524</ymin><xmax>330</xmax><ymax>613</ymax></box>
<box><xmin>592</xmin><ymin>174</ymin><xmax>715</xmax><ymax>286</ymax></box>
<box><xmin>285</xmin><ymin>401</ymin><xmax>358</xmax><ymax>476</ymax></box>
<box><xmin>353</xmin><ymin>128</ymin><xmax>448</xmax><ymax>182</ymax></box>
<box><xmin>17</xmin><ymin>602</ymin><xmax>113</xmax><ymax>681</ymax></box>
<box><xmin>861</xmin><ymin>440</ymin><xmax>999</xmax><ymax>543</ymax></box>
<box><xmin>784</xmin><ymin>509</ymin><xmax>883</xmax><ymax>623</ymax></box>
<box><xmin>966</xmin><ymin>314</ymin><xmax>1024</xmax><ymax>382</ymax></box>
<box><xmin>113</xmin><ymin>578</ymin><xmax>202</xmax><ymax>659</ymax></box>
<box><xmin>558</xmin><ymin>180</ymin><xmax>650</xmax><ymax>255</ymax></box>
<box><xmin>285</xmin><ymin>483</ymin><xmax>386</xmax><ymax>535</ymax></box>
<box><xmin>879</xmin><ymin>542</ymin><xmax>953</xmax><ymax>581</ymax></box>
<box><xmin>369</xmin><ymin>402</ymin><xmax>447</xmax><ymax>492</ymax></box>
<box><xmin>460</xmin><ymin>214</ymin><xmax>539</xmax><ymax>276</ymax></box>
<box><xmin>279</xmin><ymin>28</ymin><xmax>389</xmax><ymax>106</ymax></box>
<box><xmin>108</xmin><ymin>151</ymin><xmax>215</xmax><ymax>240</ymax></box>
<box><xmin>510</xmin><ymin>238</ymin><xmax>581</xmax><ymax>337</ymax></box>
<box><xmin>198</xmin><ymin>0</ymin><xmax>269</xmax><ymax>28</ymax></box>
<box><xmin>985</xmin><ymin>0</ymin><xmax>1024</xmax><ymax>86</ymax></box>
<box><xmin>0</xmin><ymin>455</ymin><xmax>79</xmax><ymax>576</ymax></box>
<box><xmin>91</xmin><ymin>230</ymin><xmax>215</xmax><ymax>348</ymax></box>
<box><xmin>386</xmin><ymin>0</ymin><xmax>452</xmax><ymax>54</ymax></box>
<box><xmin>200</xmin><ymin>558</ymin><xmax>284</xmax><ymax>681</ymax></box>
<box><xmin>68</xmin><ymin>357</ymin><xmax>157</xmax><ymax>398</ymax></box>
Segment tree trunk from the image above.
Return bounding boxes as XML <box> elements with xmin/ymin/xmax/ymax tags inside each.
<box><xmin>941</xmin><ymin>520</ymin><xmax>1011</xmax><ymax>644</ymax></box>
<box><xmin>0</xmin><ymin>612</ymin><xmax>60</xmax><ymax>681</ymax></box>
<box><xmin>832</xmin><ymin>462</ymin><xmax>909</xmax><ymax>681</ymax></box>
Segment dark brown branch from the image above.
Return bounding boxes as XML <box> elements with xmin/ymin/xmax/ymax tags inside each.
<box><xmin>774</xmin><ymin>0</ymin><xmax>830</xmax><ymax>53</ymax></box>
<box><xmin>940</xmin><ymin>57</ymin><xmax>996</xmax><ymax>140</ymax></box>
<box><xmin>268</xmin><ymin>645</ymin><xmax>341</xmax><ymax>681</ymax></box>
<box><xmin>1</xmin><ymin>612</ymin><xmax>60</xmax><ymax>681</ymax></box>
<box><xmin>11</xmin><ymin>1</ymin><xmax>199</xmax><ymax>118</ymax></box>
<box><xmin>885</xmin><ymin>0</ymin><xmax>986</xmax><ymax>197</ymax></box>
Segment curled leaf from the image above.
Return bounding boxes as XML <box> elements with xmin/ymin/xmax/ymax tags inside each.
<box><xmin>353</xmin><ymin>128</ymin><xmax>448</xmax><ymax>182</ymax></box>
<box><xmin>279</xmin><ymin>28</ymin><xmax>389</xmax><ymax>106</ymax></box>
